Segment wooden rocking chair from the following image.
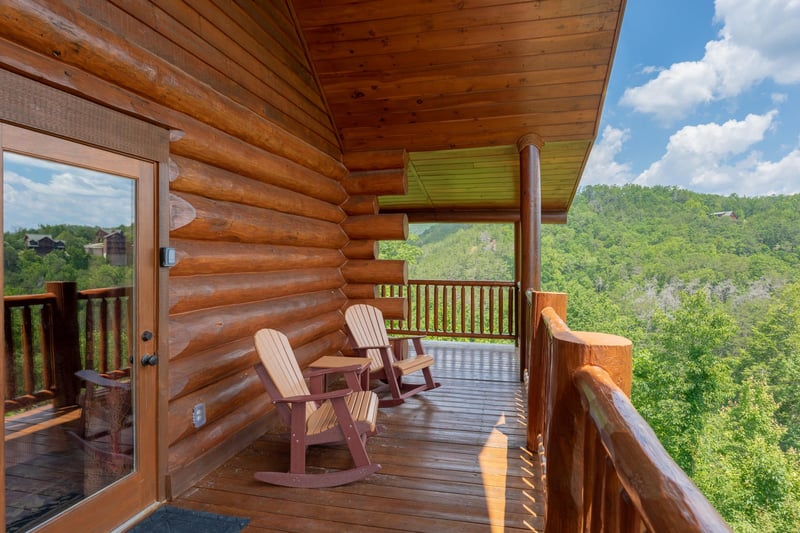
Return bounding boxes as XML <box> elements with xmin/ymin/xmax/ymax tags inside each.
<box><xmin>345</xmin><ymin>304</ymin><xmax>441</xmax><ymax>407</ymax></box>
<box><xmin>253</xmin><ymin>328</ymin><xmax>381</xmax><ymax>487</ymax></box>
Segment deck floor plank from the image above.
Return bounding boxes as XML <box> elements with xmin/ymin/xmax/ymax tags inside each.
<box><xmin>173</xmin><ymin>341</ymin><xmax>545</xmax><ymax>532</ymax></box>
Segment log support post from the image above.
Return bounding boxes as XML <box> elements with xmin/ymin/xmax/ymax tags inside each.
<box><xmin>527</xmin><ymin>291</ymin><xmax>567</xmax><ymax>450</ymax></box>
<box><xmin>545</xmin><ymin>328</ymin><xmax>632</xmax><ymax>532</ymax></box>
<box><xmin>518</xmin><ymin>133</ymin><xmax>544</xmax><ymax>382</ymax></box>
<box><xmin>46</xmin><ymin>281</ymin><xmax>82</xmax><ymax>408</ymax></box>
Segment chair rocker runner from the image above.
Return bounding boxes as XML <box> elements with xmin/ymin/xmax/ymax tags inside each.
<box><xmin>345</xmin><ymin>304</ymin><xmax>441</xmax><ymax>407</ymax></box>
<box><xmin>253</xmin><ymin>328</ymin><xmax>381</xmax><ymax>488</ymax></box>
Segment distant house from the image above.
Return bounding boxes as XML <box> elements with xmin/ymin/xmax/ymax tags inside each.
<box><xmin>710</xmin><ymin>210</ymin><xmax>738</xmax><ymax>220</ymax></box>
<box><xmin>92</xmin><ymin>229</ymin><xmax>129</xmax><ymax>266</ymax></box>
<box><xmin>24</xmin><ymin>234</ymin><xmax>66</xmax><ymax>256</ymax></box>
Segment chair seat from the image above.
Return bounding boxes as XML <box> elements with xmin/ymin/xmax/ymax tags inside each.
<box><xmin>307</xmin><ymin>390</ymin><xmax>379</xmax><ymax>436</ymax></box>
<box><xmin>394</xmin><ymin>354</ymin><xmax>435</xmax><ymax>376</ymax></box>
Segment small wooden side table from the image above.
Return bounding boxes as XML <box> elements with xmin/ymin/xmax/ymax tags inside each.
<box><xmin>307</xmin><ymin>356</ymin><xmax>371</xmax><ymax>393</ymax></box>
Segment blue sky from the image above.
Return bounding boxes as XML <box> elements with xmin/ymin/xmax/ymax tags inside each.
<box><xmin>583</xmin><ymin>0</ymin><xmax>800</xmax><ymax>197</ymax></box>
<box><xmin>3</xmin><ymin>153</ymin><xmax>134</xmax><ymax>232</ymax></box>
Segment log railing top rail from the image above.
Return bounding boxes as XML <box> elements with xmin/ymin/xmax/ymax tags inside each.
<box><xmin>574</xmin><ymin>365</ymin><xmax>731</xmax><ymax>532</ymax></box>
<box><xmin>529</xmin><ymin>290</ymin><xmax>731</xmax><ymax>532</ymax></box>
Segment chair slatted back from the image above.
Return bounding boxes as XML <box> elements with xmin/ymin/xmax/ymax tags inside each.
<box><xmin>345</xmin><ymin>304</ymin><xmax>395</xmax><ymax>371</ymax></box>
<box><xmin>254</xmin><ymin>329</ymin><xmax>316</xmax><ymax>420</ymax></box>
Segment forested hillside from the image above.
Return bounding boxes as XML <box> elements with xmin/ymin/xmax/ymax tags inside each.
<box><xmin>381</xmin><ymin>184</ymin><xmax>800</xmax><ymax>531</ymax></box>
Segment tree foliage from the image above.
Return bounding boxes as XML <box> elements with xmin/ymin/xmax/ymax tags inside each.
<box><xmin>383</xmin><ymin>185</ymin><xmax>800</xmax><ymax>530</ymax></box>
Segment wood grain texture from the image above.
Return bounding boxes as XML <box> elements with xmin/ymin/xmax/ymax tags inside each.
<box><xmin>171</xmin><ymin>342</ymin><xmax>545</xmax><ymax>532</ymax></box>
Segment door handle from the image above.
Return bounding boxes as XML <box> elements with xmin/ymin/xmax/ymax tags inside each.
<box><xmin>141</xmin><ymin>353</ymin><xmax>158</xmax><ymax>366</ymax></box>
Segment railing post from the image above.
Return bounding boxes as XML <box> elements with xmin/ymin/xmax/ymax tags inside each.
<box><xmin>544</xmin><ymin>329</ymin><xmax>631</xmax><ymax>532</ymax></box>
<box><xmin>47</xmin><ymin>281</ymin><xmax>82</xmax><ymax>408</ymax></box>
<box><xmin>527</xmin><ymin>291</ymin><xmax>567</xmax><ymax>450</ymax></box>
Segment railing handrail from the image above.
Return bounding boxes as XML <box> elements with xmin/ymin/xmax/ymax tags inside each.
<box><xmin>4</xmin><ymin>292</ymin><xmax>58</xmax><ymax>305</ymax></box>
<box><xmin>403</xmin><ymin>279</ymin><xmax>516</xmax><ymax>287</ymax></box>
<box><xmin>529</xmin><ymin>291</ymin><xmax>731</xmax><ymax>532</ymax></box>
<box><xmin>4</xmin><ymin>283</ymin><xmax>132</xmax><ymax>412</ymax></box>
<box><xmin>574</xmin><ymin>364</ymin><xmax>731</xmax><ymax>532</ymax></box>
<box><xmin>381</xmin><ymin>279</ymin><xmax>517</xmax><ymax>341</ymax></box>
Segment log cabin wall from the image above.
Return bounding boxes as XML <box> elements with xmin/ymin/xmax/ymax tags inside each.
<box><xmin>340</xmin><ymin>149</ymin><xmax>410</xmax><ymax>321</ymax></box>
<box><xmin>0</xmin><ymin>0</ymin><xmax>399</xmax><ymax>497</ymax></box>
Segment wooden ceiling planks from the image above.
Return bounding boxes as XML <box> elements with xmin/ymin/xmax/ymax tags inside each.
<box><xmin>291</xmin><ymin>0</ymin><xmax>626</xmax><ymax>220</ymax></box>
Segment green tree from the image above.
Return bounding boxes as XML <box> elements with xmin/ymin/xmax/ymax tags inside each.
<box><xmin>632</xmin><ymin>291</ymin><xmax>737</xmax><ymax>474</ymax></box>
<box><xmin>694</xmin><ymin>378</ymin><xmax>800</xmax><ymax>531</ymax></box>
<box><xmin>739</xmin><ymin>282</ymin><xmax>800</xmax><ymax>450</ymax></box>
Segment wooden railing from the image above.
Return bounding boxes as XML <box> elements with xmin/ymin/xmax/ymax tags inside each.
<box><xmin>3</xmin><ymin>282</ymin><xmax>132</xmax><ymax>411</ymax></box>
<box><xmin>527</xmin><ymin>290</ymin><xmax>731</xmax><ymax>532</ymax></box>
<box><xmin>380</xmin><ymin>280</ymin><xmax>516</xmax><ymax>340</ymax></box>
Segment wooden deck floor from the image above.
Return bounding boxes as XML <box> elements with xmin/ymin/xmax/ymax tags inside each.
<box><xmin>172</xmin><ymin>341</ymin><xmax>545</xmax><ymax>532</ymax></box>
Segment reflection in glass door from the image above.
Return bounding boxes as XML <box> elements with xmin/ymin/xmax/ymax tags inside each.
<box><xmin>3</xmin><ymin>138</ymin><xmax>142</xmax><ymax>530</ymax></box>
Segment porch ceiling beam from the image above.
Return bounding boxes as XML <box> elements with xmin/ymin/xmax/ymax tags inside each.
<box><xmin>383</xmin><ymin>209</ymin><xmax>567</xmax><ymax>224</ymax></box>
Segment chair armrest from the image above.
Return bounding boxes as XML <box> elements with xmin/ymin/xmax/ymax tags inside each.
<box><xmin>352</xmin><ymin>344</ymin><xmax>390</xmax><ymax>351</ymax></box>
<box><xmin>274</xmin><ymin>388</ymin><xmax>352</xmax><ymax>404</ymax></box>
<box><xmin>75</xmin><ymin>369</ymin><xmax>131</xmax><ymax>390</ymax></box>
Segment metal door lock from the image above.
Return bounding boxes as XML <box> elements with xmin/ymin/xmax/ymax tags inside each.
<box><xmin>141</xmin><ymin>353</ymin><xmax>158</xmax><ymax>366</ymax></box>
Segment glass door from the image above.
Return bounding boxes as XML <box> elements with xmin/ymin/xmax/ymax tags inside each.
<box><xmin>1</xmin><ymin>124</ymin><xmax>158</xmax><ymax>531</ymax></box>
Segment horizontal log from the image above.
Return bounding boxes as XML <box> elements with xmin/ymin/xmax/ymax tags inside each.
<box><xmin>342</xmin><ymin>259</ymin><xmax>407</xmax><ymax>285</ymax></box>
<box><xmin>169</xmin><ymin>268</ymin><xmax>345</xmax><ymax>315</ymax></box>
<box><xmin>170</xmin><ymin>155</ymin><xmax>345</xmax><ymax>224</ymax></box>
<box><xmin>170</xmin><ymin>290</ymin><xmax>347</xmax><ymax>360</ymax></box>
<box><xmin>0</xmin><ymin>1</ymin><xmax>348</xmax><ymax>180</ymax></box>
<box><xmin>342</xmin><ymin>283</ymin><xmax>378</xmax><ymax>299</ymax></box>
<box><xmin>342</xmin><ymin>214</ymin><xmax>408</xmax><ymax>241</ymax></box>
<box><xmin>168</xmin><ymin>392</ymin><xmax>269</xmax><ymax>471</ymax></box>
<box><xmin>341</xmin><ymin>195</ymin><xmax>378</xmax><ymax>216</ymax></box>
<box><xmin>344</xmin><ymin>298</ymin><xmax>407</xmax><ymax>321</ymax></box>
<box><xmin>344</xmin><ymin>169</ymin><xmax>408</xmax><ymax>196</ymax></box>
<box><xmin>169</xmin><ymin>311</ymin><xmax>345</xmax><ymax>401</ymax></box>
<box><xmin>396</xmin><ymin>208</ymin><xmax>569</xmax><ymax>224</ymax></box>
<box><xmin>0</xmin><ymin>31</ymin><xmax>347</xmax><ymax>205</ymax></box>
<box><xmin>169</xmin><ymin>337</ymin><xmax>255</xmax><ymax>401</ymax></box>
<box><xmin>168</xmin><ymin>366</ymin><xmax>263</xmax><ymax>446</ymax></box>
<box><xmin>170</xmin><ymin>122</ymin><xmax>347</xmax><ymax>205</ymax></box>
<box><xmin>291</xmin><ymin>330</ymin><xmax>350</xmax><ymax>369</ymax></box>
<box><xmin>169</xmin><ymin>192</ymin><xmax>348</xmax><ymax>249</ymax></box>
<box><xmin>343</xmin><ymin>149</ymin><xmax>408</xmax><ymax>172</ymax></box>
<box><xmin>342</xmin><ymin>240</ymin><xmax>378</xmax><ymax>260</ymax></box>
<box><xmin>170</xmin><ymin>239</ymin><xmax>345</xmax><ymax>276</ymax></box>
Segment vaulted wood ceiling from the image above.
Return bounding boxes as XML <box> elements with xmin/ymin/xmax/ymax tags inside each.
<box><xmin>292</xmin><ymin>0</ymin><xmax>626</xmax><ymax>221</ymax></box>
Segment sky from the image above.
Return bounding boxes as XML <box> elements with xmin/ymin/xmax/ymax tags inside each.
<box><xmin>3</xmin><ymin>152</ymin><xmax>134</xmax><ymax>232</ymax></box>
<box><xmin>583</xmin><ymin>0</ymin><xmax>800</xmax><ymax>197</ymax></box>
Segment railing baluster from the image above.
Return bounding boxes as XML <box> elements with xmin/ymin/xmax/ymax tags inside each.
<box><xmin>433</xmin><ymin>284</ymin><xmax>440</xmax><ymax>333</ymax></box>
<box><xmin>489</xmin><ymin>286</ymin><xmax>495</xmax><ymax>335</ymax></box>
<box><xmin>40</xmin><ymin>303</ymin><xmax>54</xmax><ymax>391</ymax></box>
<box><xmin>22</xmin><ymin>305</ymin><xmax>35</xmax><ymax>396</ymax></box>
<box><xmin>85</xmin><ymin>299</ymin><xmax>95</xmax><ymax>371</ymax></box>
<box><xmin>99</xmin><ymin>298</ymin><xmax>109</xmax><ymax>374</ymax></box>
<box><xmin>113</xmin><ymin>296</ymin><xmax>123</xmax><ymax>370</ymax></box>
<box><xmin>5</xmin><ymin>305</ymin><xmax>18</xmax><ymax>399</ymax></box>
<box><xmin>381</xmin><ymin>280</ymin><xmax>517</xmax><ymax>341</ymax></box>
<box><xmin>424</xmin><ymin>283</ymin><xmax>430</xmax><ymax>332</ymax></box>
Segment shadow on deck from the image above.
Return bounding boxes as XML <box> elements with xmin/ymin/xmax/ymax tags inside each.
<box><xmin>173</xmin><ymin>341</ymin><xmax>545</xmax><ymax>532</ymax></box>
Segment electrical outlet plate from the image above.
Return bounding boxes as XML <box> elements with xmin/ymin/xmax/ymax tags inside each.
<box><xmin>192</xmin><ymin>402</ymin><xmax>206</xmax><ymax>428</ymax></box>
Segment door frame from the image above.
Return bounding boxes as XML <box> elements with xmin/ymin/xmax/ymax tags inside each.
<box><xmin>0</xmin><ymin>69</ymin><xmax>170</xmax><ymax>531</ymax></box>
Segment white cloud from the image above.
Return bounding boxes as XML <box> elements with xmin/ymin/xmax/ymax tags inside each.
<box><xmin>3</xmin><ymin>154</ymin><xmax>134</xmax><ymax>231</ymax></box>
<box><xmin>621</xmin><ymin>0</ymin><xmax>800</xmax><ymax>119</ymax></box>
<box><xmin>633</xmin><ymin>111</ymin><xmax>800</xmax><ymax>195</ymax></box>
<box><xmin>582</xmin><ymin>126</ymin><xmax>634</xmax><ymax>186</ymax></box>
